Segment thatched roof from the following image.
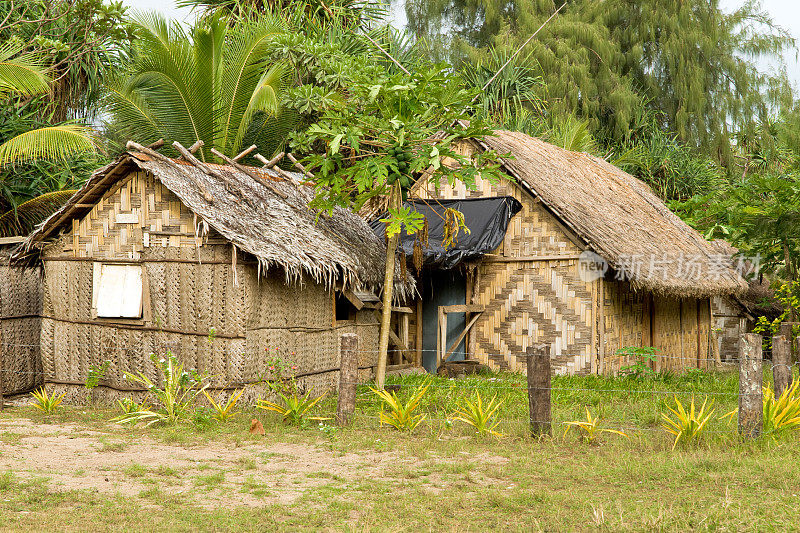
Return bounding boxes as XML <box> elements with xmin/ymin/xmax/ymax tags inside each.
<box><xmin>474</xmin><ymin>130</ymin><xmax>746</xmax><ymax>298</ymax></box>
<box><xmin>18</xmin><ymin>150</ymin><xmax>412</xmax><ymax>296</ymax></box>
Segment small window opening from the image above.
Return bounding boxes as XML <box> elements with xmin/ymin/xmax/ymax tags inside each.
<box><xmin>93</xmin><ymin>263</ymin><xmax>143</xmax><ymax>318</ymax></box>
<box><xmin>334</xmin><ymin>291</ymin><xmax>357</xmax><ymax>322</ymax></box>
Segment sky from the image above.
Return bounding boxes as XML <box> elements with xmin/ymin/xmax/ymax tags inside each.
<box><xmin>122</xmin><ymin>0</ymin><xmax>800</xmax><ymax>88</ymax></box>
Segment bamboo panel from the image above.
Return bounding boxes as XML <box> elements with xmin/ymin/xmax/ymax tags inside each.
<box><xmin>468</xmin><ymin>259</ymin><xmax>593</xmax><ymax>375</ymax></box>
<box><xmin>601</xmin><ymin>280</ymin><xmax>647</xmax><ymax>374</ymax></box>
<box><xmin>0</xmin><ymin>261</ymin><xmax>43</xmax><ymax>394</ymax></box>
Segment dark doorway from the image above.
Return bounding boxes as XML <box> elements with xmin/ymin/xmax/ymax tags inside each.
<box><xmin>421</xmin><ymin>270</ymin><xmax>466</xmax><ymax>373</ymax></box>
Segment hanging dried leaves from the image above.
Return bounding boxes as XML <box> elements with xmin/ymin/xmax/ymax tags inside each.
<box><xmin>442</xmin><ymin>207</ymin><xmax>470</xmax><ymax>249</ymax></box>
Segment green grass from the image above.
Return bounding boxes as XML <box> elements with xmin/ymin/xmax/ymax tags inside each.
<box><xmin>0</xmin><ymin>369</ymin><xmax>799</xmax><ymax>530</ymax></box>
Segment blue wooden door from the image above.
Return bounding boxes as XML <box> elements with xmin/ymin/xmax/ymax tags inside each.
<box><xmin>421</xmin><ymin>271</ymin><xmax>466</xmax><ymax>373</ymax></box>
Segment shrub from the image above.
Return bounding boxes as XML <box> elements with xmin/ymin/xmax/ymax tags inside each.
<box><xmin>372</xmin><ymin>382</ymin><xmax>429</xmax><ymax>431</ymax></box>
<box><xmin>452</xmin><ymin>392</ymin><xmax>504</xmax><ymax>437</ymax></box>
<box><xmin>30</xmin><ymin>387</ymin><xmax>65</xmax><ymax>413</ymax></box>
<box><xmin>112</xmin><ymin>352</ymin><xmax>209</xmax><ymax>427</ymax></box>
<box><xmin>204</xmin><ymin>389</ymin><xmax>244</xmax><ymax>422</ymax></box>
<box><xmin>562</xmin><ymin>407</ymin><xmax>628</xmax><ymax>443</ymax></box>
<box><xmin>257</xmin><ymin>390</ymin><xmax>328</xmax><ymax>427</ymax></box>
<box><xmin>763</xmin><ymin>381</ymin><xmax>800</xmax><ymax>438</ymax></box>
<box><xmin>661</xmin><ymin>396</ymin><xmax>715</xmax><ymax>449</ymax></box>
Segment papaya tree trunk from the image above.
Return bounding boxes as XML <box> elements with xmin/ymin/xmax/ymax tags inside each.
<box><xmin>376</xmin><ymin>183</ymin><xmax>400</xmax><ymax>390</ymax></box>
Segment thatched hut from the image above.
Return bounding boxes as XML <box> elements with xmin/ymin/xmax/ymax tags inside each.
<box><xmin>0</xmin><ymin>239</ymin><xmax>43</xmax><ymax>396</ymax></box>
<box><xmin>392</xmin><ymin>130</ymin><xmax>746</xmax><ymax>375</ymax></box>
<box><xmin>14</xmin><ymin>146</ymin><xmax>410</xmax><ymax>402</ymax></box>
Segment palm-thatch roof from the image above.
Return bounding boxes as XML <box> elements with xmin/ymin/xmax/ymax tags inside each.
<box><xmin>17</xmin><ymin>149</ymin><xmax>412</xmax><ymax>296</ymax></box>
<box><xmin>474</xmin><ymin>130</ymin><xmax>746</xmax><ymax>298</ymax></box>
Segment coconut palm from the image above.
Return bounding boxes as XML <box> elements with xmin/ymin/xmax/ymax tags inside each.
<box><xmin>0</xmin><ymin>41</ymin><xmax>96</xmax><ymax>167</ymax></box>
<box><xmin>104</xmin><ymin>12</ymin><xmax>291</xmax><ymax>162</ymax></box>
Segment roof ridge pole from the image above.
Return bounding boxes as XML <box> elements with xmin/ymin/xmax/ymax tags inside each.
<box><xmin>255</xmin><ymin>153</ymin><xmax>298</xmax><ymax>184</ymax></box>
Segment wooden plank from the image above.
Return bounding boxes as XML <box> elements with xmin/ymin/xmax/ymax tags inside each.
<box><xmin>482</xmin><ymin>254</ymin><xmax>582</xmax><ymax>263</ymax></box>
<box><xmin>0</xmin><ymin>236</ymin><xmax>25</xmax><ymax>244</ymax></box>
<box><xmin>444</xmin><ymin>311</ymin><xmax>483</xmax><ymax>360</ymax></box>
<box><xmin>342</xmin><ymin>288</ymin><xmax>365</xmax><ymax>310</ymax></box>
<box><xmin>441</xmin><ymin>304</ymin><xmax>484</xmax><ymax>314</ymax></box>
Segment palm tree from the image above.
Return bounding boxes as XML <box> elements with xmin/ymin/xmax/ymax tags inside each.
<box><xmin>0</xmin><ymin>41</ymin><xmax>96</xmax><ymax>167</ymax></box>
<box><xmin>104</xmin><ymin>12</ymin><xmax>291</xmax><ymax>162</ymax></box>
<box><xmin>0</xmin><ymin>41</ymin><xmax>97</xmax><ymax>237</ymax></box>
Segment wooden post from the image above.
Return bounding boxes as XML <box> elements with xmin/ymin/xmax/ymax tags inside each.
<box><xmin>779</xmin><ymin>322</ymin><xmax>795</xmax><ymax>388</ymax></box>
<box><xmin>738</xmin><ymin>333</ymin><xmax>763</xmax><ymax>438</ymax></box>
<box><xmin>337</xmin><ymin>333</ymin><xmax>358</xmax><ymax>426</ymax></box>
<box><xmin>772</xmin><ymin>334</ymin><xmax>791</xmax><ymax>398</ymax></box>
<box><xmin>526</xmin><ymin>344</ymin><xmax>551</xmax><ymax>437</ymax></box>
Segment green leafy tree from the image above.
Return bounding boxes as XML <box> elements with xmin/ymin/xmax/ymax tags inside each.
<box><xmin>104</xmin><ymin>12</ymin><xmax>290</xmax><ymax>161</ymax></box>
<box><xmin>0</xmin><ymin>0</ymin><xmax>130</xmax><ymax>121</ymax></box>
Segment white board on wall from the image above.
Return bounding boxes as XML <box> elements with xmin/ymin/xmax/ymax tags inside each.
<box><xmin>93</xmin><ymin>263</ymin><xmax>143</xmax><ymax>318</ymax></box>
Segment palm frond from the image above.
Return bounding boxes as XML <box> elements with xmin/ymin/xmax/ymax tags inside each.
<box><xmin>0</xmin><ymin>125</ymin><xmax>97</xmax><ymax>167</ymax></box>
<box><xmin>0</xmin><ymin>190</ymin><xmax>76</xmax><ymax>238</ymax></box>
<box><xmin>0</xmin><ymin>41</ymin><xmax>50</xmax><ymax>96</ymax></box>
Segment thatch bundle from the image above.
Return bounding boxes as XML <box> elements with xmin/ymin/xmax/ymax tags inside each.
<box><xmin>477</xmin><ymin>131</ymin><xmax>747</xmax><ymax>298</ymax></box>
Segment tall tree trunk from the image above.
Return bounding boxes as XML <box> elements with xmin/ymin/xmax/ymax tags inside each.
<box><xmin>376</xmin><ymin>183</ymin><xmax>400</xmax><ymax>390</ymax></box>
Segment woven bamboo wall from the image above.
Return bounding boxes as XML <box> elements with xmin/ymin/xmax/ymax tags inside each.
<box><xmin>0</xmin><ymin>258</ymin><xmax>43</xmax><ymax>395</ymax></box>
<box><xmin>39</xmin><ymin>169</ymin><xmax>379</xmax><ymax>403</ymax></box>
<box><xmin>711</xmin><ymin>296</ymin><xmax>745</xmax><ymax>362</ymax></box>
<box><xmin>601</xmin><ymin>278</ymin><xmax>712</xmax><ymax>373</ymax></box>
<box><xmin>600</xmin><ymin>280</ymin><xmax>648</xmax><ymax>374</ymax></box>
<box><xmin>414</xmin><ymin>140</ymin><xmax>594</xmax><ymax>374</ymax></box>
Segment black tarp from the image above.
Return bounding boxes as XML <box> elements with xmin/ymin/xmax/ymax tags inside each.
<box><xmin>370</xmin><ymin>196</ymin><xmax>522</xmax><ymax>270</ymax></box>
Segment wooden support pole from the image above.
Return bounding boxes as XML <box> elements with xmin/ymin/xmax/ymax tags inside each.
<box><xmin>738</xmin><ymin>333</ymin><xmax>763</xmax><ymax>439</ymax></box>
<box><xmin>188</xmin><ymin>140</ymin><xmax>204</xmax><ymax>154</ymax></box>
<box><xmin>209</xmin><ymin>148</ymin><xmax>288</xmax><ymax>199</ymax></box>
<box><xmin>375</xmin><ymin>183</ymin><xmax>400</xmax><ymax>390</ymax></box>
<box><xmin>526</xmin><ymin>344</ymin><xmax>551</xmax><ymax>437</ymax></box>
<box><xmin>233</xmin><ymin>144</ymin><xmax>257</xmax><ymax>162</ymax></box>
<box><xmin>337</xmin><ymin>333</ymin><xmax>358</xmax><ymax>426</ymax></box>
<box><xmin>286</xmin><ymin>153</ymin><xmax>314</xmax><ymax>179</ymax></box>
<box><xmin>773</xmin><ymin>334</ymin><xmax>791</xmax><ymax>398</ymax></box>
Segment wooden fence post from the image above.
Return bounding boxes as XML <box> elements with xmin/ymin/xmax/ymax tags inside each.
<box><xmin>772</xmin><ymin>334</ymin><xmax>791</xmax><ymax>398</ymax></box>
<box><xmin>526</xmin><ymin>344</ymin><xmax>551</xmax><ymax>437</ymax></box>
<box><xmin>738</xmin><ymin>333</ymin><xmax>763</xmax><ymax>438</ymax></box>
<box><xmin>337</xmin><ymin>333</ymin><xmax>358</xmax><ymax>426</ymax></box>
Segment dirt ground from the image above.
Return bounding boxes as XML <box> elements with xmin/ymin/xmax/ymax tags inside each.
<box><xmin>0</xmin><ymin>414</ymin><xmax>511</xmax><ymax>513</ymax></box>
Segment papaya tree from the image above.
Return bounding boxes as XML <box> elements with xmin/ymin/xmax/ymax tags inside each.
<box><xmin>291</xmin><ymin>61</ymin><xmax>505</xmax><ymax>388</ymax></box>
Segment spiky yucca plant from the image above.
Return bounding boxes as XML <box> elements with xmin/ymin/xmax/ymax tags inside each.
<box><xmin>563</xmin><ymin>407</ymin><xmax>628</xmax><ymax>444</ymax></box>
<box><xmin>371</xmin><ymin>383</ymin><xmax>429</xmax><ymax>431</ymax></box>
<box><xmin>452</xmin><ymin>392</ymin><xmax>505</xmax><ymax>437</ymax></box>
<box><xmin>661</xmin><ymin>396</ymin><xmax>715</xmax><ymax>450</ymax></box>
